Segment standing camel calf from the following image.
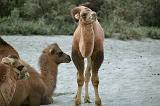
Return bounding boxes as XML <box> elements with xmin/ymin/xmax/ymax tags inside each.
<box><xmin>71</xmin><ymin>6</ymin><xmax>104</xmax><ymax>106</ymax></box>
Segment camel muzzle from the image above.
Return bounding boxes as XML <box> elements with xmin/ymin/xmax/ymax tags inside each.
<box><xmin>91</xmin><ymin>12</ymin><xmax>97</xmax><ymax>21</ymax></box>
<box><xmin>65</xmin><ymin>55</ymin><xmax>71</xmax><ymax>63</ymax></box>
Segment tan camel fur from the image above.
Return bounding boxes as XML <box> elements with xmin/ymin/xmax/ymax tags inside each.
<box><xmin>10</xmin><ymin>43</ymin><xmax>71</xmax><ymax>106</ymax></box>
<box><xmin>0</xmin><ymin>55</ymin><xmax>29</xmax><ymax>106</ymax></box>
<box><xmin>71</xmin><ymin>6</ymin><xmax>104</xmax><ymax>106</ymax></box>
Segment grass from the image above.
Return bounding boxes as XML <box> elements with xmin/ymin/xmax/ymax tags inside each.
<box><xmin>0</xmin><ymin>17</ymin><xmax>160</xmax><ymax>40</ymax></box>
<box><xmin>104</xmin><ymin>23</ymin><xmax>160</xmax><ymax>40</ymax></box>
<box><xmin>0</xmin><ymin>17</ymin><xmax>74</xmax><ymax>35</ymax></box>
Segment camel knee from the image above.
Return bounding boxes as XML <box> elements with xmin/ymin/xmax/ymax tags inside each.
<box><xmin>77</xmin><ymin>77</ymin><xmax>84</xmax><ymax>86</ymax></box>
<box><xmin>91</xmin><ymin>76</ymin><xmax>99</xmax><ymax>87</ymax></box>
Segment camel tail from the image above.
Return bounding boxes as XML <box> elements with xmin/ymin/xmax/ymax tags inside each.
<box><xmin>0</xmin><ymin>36</ymin><xmax>8</xmax><ymax>45</ymax></box>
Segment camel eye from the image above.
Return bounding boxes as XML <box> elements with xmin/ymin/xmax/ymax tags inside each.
<box><xmin>81</xmin><ymin>13</ymin><xmax>87</xmax><ymax>18</ymax></box>
<box><xmin>12</xmin><ymin>61</ymin><xmax>16</xmax><ymax>66</ymax></box>
<box><xmin>8</xmin><ymin>55</ymin><xmax>18</xmax><ymax>59</ymax></box>
<box><xmin>58</xmin><ymin>52</ymin><xmax>63</xmax><ymax>57</ymax></box>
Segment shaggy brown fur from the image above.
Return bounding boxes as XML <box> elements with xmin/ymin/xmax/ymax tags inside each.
<box><xmin>0</xmin><ymin>37</ymin><xmax>29</xmax><ymax>106</ymax></box>
<box><xmin>10</xmin><ymin>43</ymin><xmax>71</xmax><ymax>106</ymax></box>
<box><xmin>0</xmin><ymin>55</ymin><xmax>29</xmax><ymax>106</ymax></box>
<box><xmin>0</xmin><ymin>63</ymin><xmax>17</xmax><ymax>106</ymax></box>
<box><xmin>71</xmin><ymin>6</ymin><xmax>104</xmax><ymax>106</ymax></box>
<box><xmin>0</xmin><ymin>37</ymin><xmax>19</xmax><ymax>61</ymax></box>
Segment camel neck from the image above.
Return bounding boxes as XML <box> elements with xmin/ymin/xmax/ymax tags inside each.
<box><xmin>40</xmin><ymin>57</ymin><xmax>58</xmax><ymax>94</ymax></box>
<box><xmin>80</xmin><ymin>23</ymin><xmax>95</xmax><ymax>40</ymax></box>
<box><xmin>79</xmin><ymin>22</ymin><xmax>95</xmax><ymax>57</ymax></box>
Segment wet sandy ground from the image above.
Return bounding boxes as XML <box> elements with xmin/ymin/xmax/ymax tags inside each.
<box><xmin>1</xmin><ymin>36</ymin><xmax>160</xmax><ymax>106</ymax></box>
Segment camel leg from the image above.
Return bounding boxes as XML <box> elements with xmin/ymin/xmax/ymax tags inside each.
<box><xmin>41</xmin><ymin>96</ymin><xmax>54</xmax><ymax>105</ymax></box>
<box><xmin>48</xmin><ymin>96</ymin><xmax>54</xmax><ymax>104</ymax></box>
<box><xmin>10</xmin><ymin>91</ymin><xmax>27</xmax><ymax>106</ymax></box>
<box><xmin>10</xmin><ymin>98</ymin><xmax>22</xmax><ymax>106</ymax></box>
<box><xmin>75</xmin><ymin>71</ymin><xmax>84</xmax><ymax>106</ymax></box>
<box><xmin>72</xmin><ymin>49</ymin><xmax>84</xmax><ymax>106</ymax></box>
<box><xmin>84</xmin><ymin>57</ymin><xmax>92</xmax><ymax>103</ymax></box>
<box><xmin>10</xmin><ymin>102</ymin><xmax>21</xmax><ymax>106</ymax></box>
<box><xmin>29</xmin><ymin>94</ymin><xmax>41</xmax><ymax>106</ymax></box>
<box><xmin>91</xmin><ymin>51</ymin><xmax>104</xmax><ymax>106</ymax></box>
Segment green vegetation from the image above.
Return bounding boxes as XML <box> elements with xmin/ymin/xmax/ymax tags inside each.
<box><xmin>104</xmin><ymin>24</ymin><xmax>160</xmax><ymax>40</ymax></box>
<box><xmin>0</xmin><ymin>0</ymin><xmax>160</xmax><ymax>40</ymax></box>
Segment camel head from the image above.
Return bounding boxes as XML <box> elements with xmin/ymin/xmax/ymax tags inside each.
<box><xmin>1</xmin><ymin>55</ymin><xmax>29</xmax><ymax>80</ymax></box>
<box><xmin>71</xmin><ymin>6</ymin><xmax>97</xmax><ymax>24</ymax></box>
<box><xmin>43</xmin><ymin>43</ymin><xmax>71</xmax><ymax>64</ymax></box>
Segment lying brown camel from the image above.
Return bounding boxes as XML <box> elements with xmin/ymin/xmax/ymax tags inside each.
<box><xmin>0</xmin><ymin>37</ymin><xmax>29</xmax><ymax>106</ymax></box>
<box><xmin>10</xmin><ymin>43</ymin><xmax>71</xmax><ymax>106</ymax></box>
<box><xmin>0</xmin><ymin>55</ymin><xmax>29</xmax><ymax>106</ymax></box>
<box><xmin>71</xmin><ymin>6</ymin><xmax>104</xmax><ymax>106</ymax></box>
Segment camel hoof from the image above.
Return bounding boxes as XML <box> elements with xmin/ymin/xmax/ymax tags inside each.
<box><xmin>49</xmin><ymin>98</ymin><xmax>54</xmax><ymax>104</ymax></box>
<box><xmin>95</xmin><ymin>99</ymin><xmax>102</xmax><ymax>106</ymax></box>
<box><xmin>75</xmin><ymin>99</ymin><xmax>81</xmax><ymax>106</ymax></box>
<box><xmin>84</xmin><ymin>96</ymin><xmax>91</xmax><ymax>103</ymax></box>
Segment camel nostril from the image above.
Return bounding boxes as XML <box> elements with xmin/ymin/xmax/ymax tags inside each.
<box><xmin>92</xmin><ymin>13</ymin><xmax>97</xmax><ymax>18</ymax></box>
<box><xmin>67</xmin><ymin>55</ymin><xmax>71</xmax><ymax>62</ymax></box>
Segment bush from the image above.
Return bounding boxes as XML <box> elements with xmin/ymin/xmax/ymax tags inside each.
<box><xmin>0</xmin><ymin>0</ymin><xmax>160</xmax><ymax>40</ymax></box>
<box><xmin>140</xmin><ymin>0</ymin><xmax>160</xmax><ymax>27</ymax></box>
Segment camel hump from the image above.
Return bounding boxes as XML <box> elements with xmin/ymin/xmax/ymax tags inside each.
<box><xmin>0</xmin><ymin>37</ymin><xmax>8</xmax><ymax>45</ymax></box>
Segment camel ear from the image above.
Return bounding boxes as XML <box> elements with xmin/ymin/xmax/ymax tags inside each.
<box><xmin>71</xmin><ymin>7</ymin><xmax>81</xmax><ymax>20</ymax></box>
<box><xmin>74</xmin><ymin>14</ymin><xmax>80</xmax><ymax>20</ymax></box>
<box><xmin>53</xmin><ymin>43</ymin><xmax>58</xmax><ymax>47</ymax></box>
<box><xmin>49</xmin><ymin>48</ymin><xmax>55</xmax><ymax>54</ymax></box>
